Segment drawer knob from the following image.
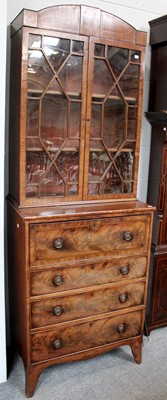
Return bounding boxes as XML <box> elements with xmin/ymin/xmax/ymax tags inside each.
<box><xmin>53</xmin><ymin>238</ymin><xmax>64</xmax><ymax>249</ymax></box>
<box><xmin>117</xmin><ymin>323</ymin><xmax>126</xmax><ymax>333</ymax></box>
<box><xmin>53</xmin><ymin>275</ymin><xmax>63</xmax><ymax>286</ymax></box>
<box><xmin>123</xmin><ymin>231</ymin><xmax>133</xmax><ymax>241</ymax></box>
<box><xmin>53</xmin><ymin>339</ymin><xmax>62</xmax><ymax>349</ymax></box>
<box><xmin>53</xmin><ymin>306</ymin><xmax>63</xmax><ymax>316</ymax></box>
<box><xmin>120</xmin><ymin>265</ymin><xmax>129</xmax><ymax>275</ymax></box>
<box><xmin>119</xmin><ymin>293</ymin><xmax>128</xmax><ymax>303</ymax></box>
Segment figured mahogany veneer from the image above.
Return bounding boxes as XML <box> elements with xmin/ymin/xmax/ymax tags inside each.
<box><xmin>31</xmin><ymin>310</ymin><xmax>142</xmax><ymax>363</ymax></box>
<box><xmin>30</xmin><ymin>215</ymin><xmax>150</xmax><ymax>266</ymax></box>
<box><xmin>31</xmin><ymin>282</ymin><xmax>145</xmax><ymax>328</ymax></box>
<box><xmin>8</xmin><ymin>4</ymin><xmax>154</xmax><ymax>398</ymax></box>
<box><xmin>30</xmin><ymin>256</ymin><xmax>147</xmax><ymax>296</ymax></box>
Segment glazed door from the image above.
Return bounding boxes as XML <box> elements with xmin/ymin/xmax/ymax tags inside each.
<box><xmin>24</xmin><ymin>29</ymin><xmax>88</xmax><ymax>204</ymax></box>
<box><xmin>84</xmin><ymin>37</ymin><xmax>144</xmax><ymax>200</ymax></box>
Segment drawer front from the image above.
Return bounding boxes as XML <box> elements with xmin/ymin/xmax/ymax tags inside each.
<box><xmin>31</xmin><ymin>310</ymin><xmax>142</xmax><ymax>362</ymax></box>
<box><xmin>31</xmin><ymin>282</ymin><xmax>144</xmax><ymax>328</ymax></box>
<box><xmin>30</xmin><ymin>215</ymin><xmax>150</xmax><ymax>266</ymax></box>
<box><xmin>30</xmin><ymin>256</ymin><xmax>147</xmax><ymax>296</ymax></box>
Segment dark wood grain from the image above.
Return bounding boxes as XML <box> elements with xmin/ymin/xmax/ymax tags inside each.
<box><xmin>30</xmin><ymin>256</ymin><xmax>147</xmax><ymax>296</ymax></box>
<box><xmin>31</xmin><ymin>310</ymin><xmax>142</xmax><ymax>363</ymax></box>
<box><xmin>31</xmin><ymin>282</ymin><xmax>145</xmax><ymax>328</ymax></box>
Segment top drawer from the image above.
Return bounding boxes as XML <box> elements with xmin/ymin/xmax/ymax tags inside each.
<box><xmin>30</xmin><ymin>215</ymin><xmax>150</xmax><ymax>266</ymax></box>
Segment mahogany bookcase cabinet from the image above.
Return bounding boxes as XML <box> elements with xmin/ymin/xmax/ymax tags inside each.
<box><xmin>146</xmin><ymin>15</ymin><xmax>167</xmax><ymax>334</ymax></box>
<box><xmin>8</xmin><ymin>5</ymin><xmax>154</xmax><ymax>397</ymax></box>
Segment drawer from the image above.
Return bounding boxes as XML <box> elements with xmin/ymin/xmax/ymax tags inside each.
<box><xmin>31</xmin><ymin>310</ymin><xmax>142</xmax><ymax>362</ymax></box>
<box><xmin>30</xmin><ymin>256</ymin><xmax>147</xmax><ymax>296</ymax></box>
<box><xmin>30</xmin><ymin>215</ymin><xmax>150</xmax><ymax>266</ymax></box>
<box><xmin>31</xmin><ymin>282</ymin><xmax>144</xmax><ymax>328</ymax></box>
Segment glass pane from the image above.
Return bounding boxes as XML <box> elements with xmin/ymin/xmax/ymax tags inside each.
<box><xmin>26</xmin><ymin>137</ymin><xmax>43</xmax><ymax>151</ymax></box>
<box><xmin>29</xmin><ymin>34</ymin><xmax>41</xmax><ymax>48</ymax></box>
<box><xmin>70</xmin><ymin>102</ymin><xmax>81</xmax><ymax>138</ymax></box>
<box><xmin>94</xmin><ymin>44</ymin><xmax>105</xmax><ymax>57</ymax></box>
<box><xmin>43</xmin><ymin>37</ymin><xmax>70</xmax><ymax>72</ymax></box>
<box><xmin>93</xmin><ymin>59</ymin><xmax>115</xmax><ymax>99</ymax></box>
<box><xmin>56</xmin><ymin>149</ymin><xmax>79</xmax><ymax>182</ymax></box>
<box><xmin>128</xmin><ymin>108</ymin><xmax>137</xmax><ymax>139</ymax></box>
<box><xmin>27</xmin><ymin>100</ymin><xmax>39</xmax><ymax>136</ymax></box>
<box><xmin>41</xmin><ymin>93</ymin><xmax>68</xmax><ymax>150</ymax></box>
<box><xmin>59</xmin><ymin>56</ymin><xmax>83</xmax><ymax>96</ymax></box>
<box><xmin>39</xmin><ymin>165</ymin><xmax>65</xmax><ymax>197</ymax></box>
<box><xmin>103</xmin><ymin>98</ymin><xmax>125</xmax><ymax>148</ymax></box>
<box><xmin>27</xmin><ymin>50</ymin><xmax>53</xmax><ymax>96</ymax></box>
<box><xmin>100</xmin><ymin>164</ymin><xmax>122</xmax><ymax>194</ymax></box>
<box><xmin>91</xmin><ymin>104</ymin><xmax>102</xmax><ymax>140</ymax></box>
<box><xmin>131</xmin><ymin>50</ymin><xmax>140</xmax><ymax>63</ymax></box>
<box><xmin>119</xmin><ymin>65</ymin><xmax>139</xmax><ymax>104</ymax></box>
<box><xmin>89</xmin><ymin>144</ymin><xmax>111</xmax><ymax>183</ymax></box>
<box><xmin>115</xmin><ymin>146</ymin><xmax>134</xmax><ymax>194</ymax></box>
<box><xmin>88</xmin><ymin>147</ymin><xmax>125</xmax><ymax>195</ymax></box>
<box><xmin>72</xmin><ymin>40</ymin><xmax>84</xmax><ymax>54</ymax></box>
<box><xmin>107</xmin><ymin>47</ymin><xmax>129</xmax><ymax>77</ymax></box>
<box><xmin>26</xmin><ymin>151</ymin><xmax>51</xmax><ymax>197</ymax></box>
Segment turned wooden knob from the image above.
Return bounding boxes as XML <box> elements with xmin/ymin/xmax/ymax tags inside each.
<box><xmin>53</xmin><ymin>339</ymin><xmax>62</xmax><ymax>349</ymax></box>
<box><xmin>123</xmin><ymin>231</ymin><xmax>133</xmax><ymax>241</ymax></box>
<box><xmin>117</xmin><ymin>323</ymin><xmax>126</xmax><ymax>333</ymax></box>
<box><xmin>53</xmin><ymin>238</ymin><xmax>64</xmax><ymax>249</ymax></box>
<box><xmin>53</xmin><ymin>306</ymin><xmax>63</xmax><ymax>316</ymax></box>
<box><xmin>119</xmin><ymin>293</ymin><xmax>128</xmax><ymax>303</ymax></box>
<box><xmin>120</xmin><ymin>265</ymin><xmax>129</xmax><ymax>275</ymax></box>
<box><xmin>53</xmin><ymin>275</ymin><xmax>63</xmax><ymax>286</ymax></box>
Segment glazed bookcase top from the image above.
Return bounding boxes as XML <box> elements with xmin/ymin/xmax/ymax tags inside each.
<box><xmin>9</xmin><ymin>5</ymin><xmax>147</xmax><ymax>207</ymax></box>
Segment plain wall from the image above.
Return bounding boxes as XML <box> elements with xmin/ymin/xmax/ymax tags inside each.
<box><xmin>1</xmin><ymin>0</ymin><xmax>166</xmax><ymax>384</ymax></box>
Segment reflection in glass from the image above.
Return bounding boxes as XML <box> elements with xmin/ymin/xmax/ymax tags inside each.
<box><xmin>131</xmin><ymin>50</ymin><xmax>140</xmax><ymax>63</ymax></box>
<box><xmin>41</xmin><ymin>94</ymin><xmax>68</xmax><ymax>149</ymax></box>
<box><xmin>43</xmin><ymin>37</ymin><xmax>70</xmax><ymax>72</ymax></box>
<box><xmin>27</xmin><ymin>100</ymin><xmax>39</xmax><ymax>137</ymax></box>
<box><xmin>89</xmin><ymin>148</ymin><xmax>111</xmax><ymax>183</ymax></box>
<box><xmin>91</xmin><ymin>104</ymin><xmax>102</xmax><ymax>142</ymax></box>
<box><xmin>28</xmin><ymin>34</ymin><xmax>41</xmax><ymax>48</ymax></box>
<box><xmin>70</xmin><ymin>102</ymin><xmax>81</xmax><ymax>138</ymax></box>
<box><xmin>27</xmin><ymin>50</ymin><xmax>53</xmax><ymax>96</ymax></box>
<box><xmin>26</xmin><ymin>149</ymin><xmax>79</xmax><ymax>198</ymax></box>
<box><xmin>88</xmin><ymin>145</ymin><xmax>134</xmax><ymax>195</ymax></box>
<box><xmin>72</xmin><ymin>40</ymin><xmax>84</xmax><ymax>54</ymax></box>
<box><xmin>103</xmin><ymin>98</ymin><xmax>125</xmax><ymax>148</ymax></box>
<box><xmin>128</xmin><ymin>108</ymin><xmax>137</xmax><ymax>139</ymax></box>
<box><xmin>94</xmin><ymin>44</ymin><xmax>105</xmax><ymax>57</ymax></box>
<box><xmin>39</xmin><ymin>165</ymin><xmax>65</xmax><ymax>197</ymax></box>
<box><xmin>93</xmin><ymin>59</ymin><xmax>114</xmax><ymax>99</ymax></box>
<box><xmin>26</xmin><ymin>151</ymin><xmax>50</xmax><ymax>197</ymax></box>
<box><xmin>57</xmin><ymin>150</ymin><xmax>79</xmax><ymax>182</ymax></box>
<box><xmin>59</xmin><ymin>56</ymin><xmax>83</xmax><ymax>95</ymax></box>
<box><xmin>107</xmin><ymin>47</ymin><xmax>129</xmax><ymax>77</ymax></box>
<box><xmin>26</xmin><ymin>137</ymin><xmax>43</xmax><ymax>151</ymax></box>
<box><xmin>101</xmin><ymin>165</ymin><xmax>122</xmax><ymax>194</ymax></box>
<box><xmin>119</xmin><ymin>65</ymin><xmax>139</xmax><ymax>103</ymax></box>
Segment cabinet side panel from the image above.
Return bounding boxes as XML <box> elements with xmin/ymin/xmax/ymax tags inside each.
<box><xmin>9</xmin><ymin>29</ymin><xmax>22</xmax><ymax>204</ymax></box>
<box><xmin>7</xmin><ymin>203</ymin><xmax>28</xmax><ymax>366</ymax></box>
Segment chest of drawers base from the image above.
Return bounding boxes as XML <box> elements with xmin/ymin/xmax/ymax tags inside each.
<box><xmin>7</xmin><ymin>200</ymin><xmax>154</xmax><ymax>397</ymax></box>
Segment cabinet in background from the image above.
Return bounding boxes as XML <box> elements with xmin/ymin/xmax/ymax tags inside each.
<box><xmin>146</xmin><ymin>15</ymin><xmax>167</xmax><ymax>334</ymax></box>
